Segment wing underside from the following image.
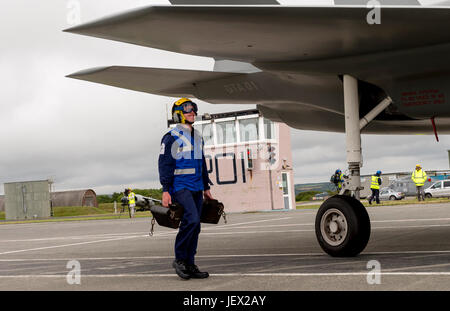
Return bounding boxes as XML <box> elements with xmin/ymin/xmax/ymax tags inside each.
<box><xmin>68</xmin><ymin>65</ymin><xmax>450</xmax><ymax>134</ymax></box>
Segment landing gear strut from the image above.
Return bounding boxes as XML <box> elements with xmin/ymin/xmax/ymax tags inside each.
<box><xmin>315</xmin><ymin>75</ymin><xmax>392</xmax><ymax>257</ymax></box>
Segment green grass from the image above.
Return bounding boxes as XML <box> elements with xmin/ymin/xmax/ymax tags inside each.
<box><xmin>296</xmin><ymin>197</ymin><xmax>450</xmax><ymax>210</ymax></box>
<box><xmin>52</xmin><ymin>203</ymin><xmax>154</xmax><ymax>217</ymax></box>
<box><xmin>0</xmin><ymin>203</ymin><xmax>153</xmax><ymax>224</ymax></box>
<box><xmin>361</xmin><ymin>197</ymin><xmax>450</xmax><ymax>207</ymax></box>
<box><xmin>52</xmin><ymin>206</ymin><xmax>110</xmax><ymax>217</ymax></box>
<box><xmin>51</xmin><ymin>204</ymin><xmax>154</xmax><ymax>218</ymax></box>
<box><xmin>1</xmin><ymin>197</ymin><xmax>448</xmax><ymax>224</ymax></box>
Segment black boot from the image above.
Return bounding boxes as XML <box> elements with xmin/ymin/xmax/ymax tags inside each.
<box><xmin>172</xmin><ymin>260</ymin><xmax>191</xmax><ymax>280</ymax></box>
<box><xmin>186</xmin><ymin>264</ymin><xmax>209</xmax><ymax>279</ymax></box>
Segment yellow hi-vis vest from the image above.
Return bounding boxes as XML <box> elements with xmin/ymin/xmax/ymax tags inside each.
<box><xmin>411</xmin><ymin>169</ymin><xmax>427</xmax><ymax>186</ymax></box>
<box><xmin>128</xmin><ymin>192</ymin><xmax>136</xmax><ymax>206</ymax></box>
<box><xmin>337</xmin><ymin>173</ymin><xmax>344</xmax><ymax>189</ymax></box>
<box><xmin>370</xmin><ymin>175</ymin><xmax>380</xmax><ymax>190</ymax></box>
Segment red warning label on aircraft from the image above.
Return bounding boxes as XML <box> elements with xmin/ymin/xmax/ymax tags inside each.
<box><xmin>401</xmin><ymin>89</ymin><xmax>445</xmax><ymax>107</ymax></box>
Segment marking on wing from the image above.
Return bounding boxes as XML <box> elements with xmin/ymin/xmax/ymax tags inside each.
<box><xmin>400</xmin><ymin>89</ymin><xmax>446</xmax><ymax>107</ymax></box>
<box><xmin>224</xmin><ymin>81</ymin><xmax>259</xmax><ymax>94</ymax></box>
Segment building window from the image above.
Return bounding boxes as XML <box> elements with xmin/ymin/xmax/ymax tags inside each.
<box><xmin>239</xmin><ymin>118</ymin><xmax>259</xmax><ymax>142</ymax></box>
<box><xmin>282</xmin><ymin>173</ymin><xmax>289</xmax><ymax>195</ymax></box>
<box><xmin>216</xmin><ymin>120</ymin><xmax>236</xmax><ymax>144</ymax></box>
<box><xmin>264</xmin><ymin>119</ymin><xmax>274</xmax><ymax>140</ymax></box>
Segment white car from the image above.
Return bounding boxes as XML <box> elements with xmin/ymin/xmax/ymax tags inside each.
<box><xmin>424</xmin><ymin>180</ymin><xmax>450</xmax><ymax>198</ymax></box>
<box><xmin>379</xmin><ymin>188</ymin><xmax>405</xmax><ymax>201</ymax></box>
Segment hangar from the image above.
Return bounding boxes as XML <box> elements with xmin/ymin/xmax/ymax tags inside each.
<box><xmin>0</xmin><ymin>187</ymin><xmax>98</xmax><ymax>215</ymax></box>
<box><xmin>51</xmin><ymin>189</ymin><xmax>98</xmax><ymax>208</ymax></box>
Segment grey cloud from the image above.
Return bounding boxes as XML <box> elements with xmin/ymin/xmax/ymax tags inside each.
<box><xmin>0</xmin><ymin>0</ymin><xmax>210</xmax><ymax>194</ymax></box>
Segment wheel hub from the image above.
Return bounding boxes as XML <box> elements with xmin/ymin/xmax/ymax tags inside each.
<box><xmin>320</xmin><ymin>208</ymin><xmax>348</xmax><ymax>246</ymax></box>
<box><xmin>329</xmin><ymin>221</ymin><xmax>339</xmax><ymax>233</ymax></box>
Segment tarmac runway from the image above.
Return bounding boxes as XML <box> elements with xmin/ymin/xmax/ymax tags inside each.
<box><xmin>0</xmin><ymin>202</ymin><xmax>449</xmax><ymax>291</ymax></box>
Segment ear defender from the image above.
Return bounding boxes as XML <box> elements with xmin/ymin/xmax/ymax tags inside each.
<box><xmin>172</xmin><ymin>111</ymin><xmax>179</xmax><ymax>123</ymax></box>
<box><xmin>173</xmin><ymin>111</ymin><xmax>186</xmax><ymax>124</ymax></box>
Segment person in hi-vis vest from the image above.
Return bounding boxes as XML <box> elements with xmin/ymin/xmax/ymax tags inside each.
<box><xmin>332</xmin><ymin>169</ymin><xmax>344</xmax><ymax>191</ymax></box>
<box><xmin>368</xmin><ymin>171</ymin><xmax>382</xmax><ymax>205</ymax></box>
<box><xmin>124</xmin><ymin>188</ymin><xmax>136</xmax><ymax>217</ymax></box>
<box><xmin>158</xmin><ymin>98</ymin><xmax>213</xmax><ymax>280</ymax></box>
<box><xmin>411</xmin><ymin>164</ymin><xmax>428</xmax><ymax>201</ymax></box>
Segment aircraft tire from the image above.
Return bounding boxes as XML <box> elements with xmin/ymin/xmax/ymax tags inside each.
<box><xmin>315</xmin><ymin>195</ymin><xmax>371</xmax><ymax>257</ymax></box>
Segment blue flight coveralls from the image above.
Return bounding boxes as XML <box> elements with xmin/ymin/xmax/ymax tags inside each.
<box><xmin>158</xmin><ymin>124</ymin><xmax>210</xmax><ymax>266</ymax></box>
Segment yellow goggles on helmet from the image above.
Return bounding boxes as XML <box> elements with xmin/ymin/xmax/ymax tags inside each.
<box><xmin>173</xmin><ymin>98</ymin><xmax>198</xmax><ymax>114</ymax></box>
<box><xmin>172</xmin><ymin>98</ymin><xmax>198</xmax><ymax>123</ymax></box>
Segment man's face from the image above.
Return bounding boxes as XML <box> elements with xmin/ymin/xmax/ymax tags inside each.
<box><xmin>416</xmin><ymin>166</ymin><xmax>421</xmax><ymax>171</ymax></box>
<box><xmin>184</xmin><ymin>111</ymin><xmax>196</xmax><ymax>123</ymax></box>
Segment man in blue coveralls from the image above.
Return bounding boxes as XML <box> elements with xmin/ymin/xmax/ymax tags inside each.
<box><xmin>158</xmin><ymin>98</ymin><xmax>214</xmax><ymax>280</ymax></box>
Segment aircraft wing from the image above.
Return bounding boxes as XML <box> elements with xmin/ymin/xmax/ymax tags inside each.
<box><xmin>66</xmin><ymin>5</ymin><xmax>450</xmax><ymax>134</ymax></box>
<box><xmin>64</xmin><ymin>6</ymin><xmax>450</xmax><ymax>63</ymax></box>
<box><xmin>67</xmin><ymin>66</ymin><xmax>240</xmax><ymax>98</ymax></box>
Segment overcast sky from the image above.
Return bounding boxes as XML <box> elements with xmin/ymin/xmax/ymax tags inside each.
<box><xmin>0</xmin><ymin>0</ymin><xmax>449</xmax><ymax>195</ymax></box>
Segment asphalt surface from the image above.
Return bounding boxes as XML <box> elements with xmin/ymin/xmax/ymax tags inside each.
<box><xmin>0</xmin><ymin>202</ymin><xmax>449</xmax><ymax>291</ymax></box>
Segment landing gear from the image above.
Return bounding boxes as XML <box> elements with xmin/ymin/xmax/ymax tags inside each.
<box><xmin>315</xmin><ymin>75</ymin><xmax>392</xmax><ymax>257</ymax></box>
